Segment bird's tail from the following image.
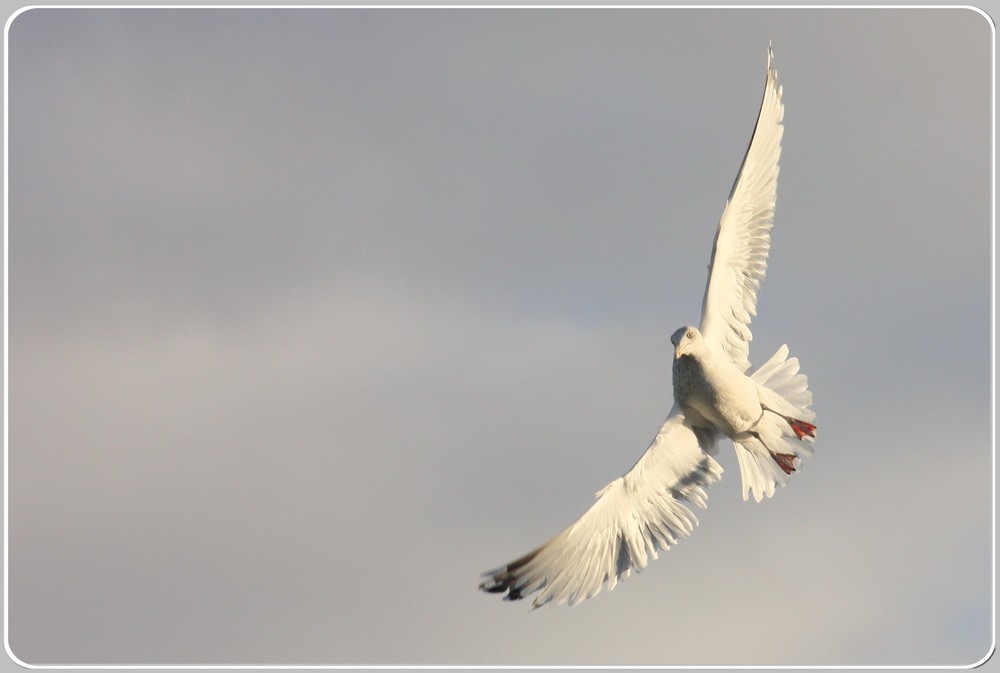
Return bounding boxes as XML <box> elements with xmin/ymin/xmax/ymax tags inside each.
<box><xmin>734</xmin><ymin>345</ymin><xmax>816</xmax><ymax>502</ymax></box>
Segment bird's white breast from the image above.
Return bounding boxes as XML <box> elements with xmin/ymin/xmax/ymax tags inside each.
<box><xmin>673</xmin><ymin>353</ymin><xmax>761</xmax><ymax>438</ymax></box>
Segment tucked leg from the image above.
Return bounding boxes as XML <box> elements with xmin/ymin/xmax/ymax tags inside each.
<box><xmin>761</xmin><ymin>404</ymin><xmax>816</xmax><ymax>440</ymax></box>
<box><xmin>748</xmin><ymin>429</ymin><xmax>799</xmax><ymax>475</ymax></box>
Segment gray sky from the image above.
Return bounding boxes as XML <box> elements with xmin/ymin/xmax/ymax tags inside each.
<box><xmin>4</xmin><ymin>6</ymin><xmax>993</xmax><ymax>667</ymax></box>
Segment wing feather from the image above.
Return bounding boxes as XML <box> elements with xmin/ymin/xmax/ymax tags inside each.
<box><xmin>699</xmin><ymin>47</ymin><xmax>785</xmax><ymax>372</ymax></box>
<box><xmin>479</xmin><ymin>408</ymin><xmax>722</xmax><ymax>608</ymax></box>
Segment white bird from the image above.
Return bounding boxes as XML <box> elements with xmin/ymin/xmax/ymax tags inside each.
<box><xmin>480</xmin><ymin>47</ymin><xmax>816</xmax><ymax>609</ymax></box>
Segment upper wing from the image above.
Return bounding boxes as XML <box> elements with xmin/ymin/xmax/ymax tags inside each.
<box><xmin>699</xmin><ymin>47</ymin><xmax>785</xmax><ymax>372</ymax></box>
<box><xmin>479</xmin><ymin>408</ymin><xmax>722</xmax><ymax>608</ymax></box>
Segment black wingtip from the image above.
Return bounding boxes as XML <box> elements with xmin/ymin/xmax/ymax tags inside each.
<box><xmin>479</xmin><ymin>567</ymin><xmax>526</xmax><ymax>601</ymax></box>
<box><xmin>479</xmin><ymin>548</ymin><xmax>541</xmax><ymax>602</ymax></box>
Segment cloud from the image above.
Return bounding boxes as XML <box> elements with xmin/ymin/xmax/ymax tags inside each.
<box><xmin>6</xmin><ymin>6</ymin><xmax>992</xmax><ymax>666</ymax></box>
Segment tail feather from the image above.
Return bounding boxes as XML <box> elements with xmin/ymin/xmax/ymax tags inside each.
<box><xmin>735</xmin><ymin>345</ymin><xmax>816</xmax><ymax>502</ymax></box>
<box><xmin>735</xmin><ymin>437</ymin><xmax>789</xmax><ymax>501</ymax></box>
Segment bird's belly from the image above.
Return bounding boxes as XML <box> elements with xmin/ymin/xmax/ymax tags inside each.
<box><xmin>673</xmin><ymin>358</ymin><xmax>760</xmax><ymax>437</ymax></box>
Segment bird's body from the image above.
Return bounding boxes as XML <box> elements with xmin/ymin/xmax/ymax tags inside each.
<box><xmin>480</xmin><ymin>46</ymin><xmax>816</xmax><ymax>609</ymax></box>
<box><xmin>672</xmin><ymin>325</ymin><xmax>815</xmax><ymax>479</ymax></box>
<box><xmin>672</xmin><ymin>327</ymin><xmax>762</xmax><ymax>438</ymax></box>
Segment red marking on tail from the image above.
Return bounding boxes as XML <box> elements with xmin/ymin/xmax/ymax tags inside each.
<box><xmin>771</xmin><ymin>452</ymin><xmax>797</xmax><ymax>475</ymax></box>
<box><xmin>790</xmin><ymin>419</ymin><xmax>816</xmax><ymax>440</ymax></box>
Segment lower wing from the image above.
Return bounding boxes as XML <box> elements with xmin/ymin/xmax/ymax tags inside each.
<box><xmin>479</xmin><ymin>407</ymin><xmax>722</xmax><ymax>608</ymax></box>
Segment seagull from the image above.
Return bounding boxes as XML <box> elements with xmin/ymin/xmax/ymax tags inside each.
<box><xmin>479</xmin><ymin>47</ymin><xmax>816</xmax><ymax>609</ymax></box>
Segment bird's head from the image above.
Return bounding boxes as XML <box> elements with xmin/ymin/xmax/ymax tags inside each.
<box><xmin>671</xmin><ymin>326</ymin><xmax>703</xmax><ymax>359</ymax></box>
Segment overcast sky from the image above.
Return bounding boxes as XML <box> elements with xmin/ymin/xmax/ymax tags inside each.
<box><xmin>5</xmin><ymin>6</ymin><xmax>993</xmax><ymax>667</ymax></box>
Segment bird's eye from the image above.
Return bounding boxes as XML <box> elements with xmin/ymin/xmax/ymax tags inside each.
<box><xmin>686</xmin><ymin>331</ymin><xmax>694</xmax><ymax>339</ymax></box>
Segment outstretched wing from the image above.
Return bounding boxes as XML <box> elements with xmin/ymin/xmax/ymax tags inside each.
<box><xmin>699</xmin><ymin>47</ymin><xmax>784</xmax><ymax>372</ymax></box>
<box><xmin>479</xmin><ymin>408</ymin><xmax>722</xmax><ymax>608</ymax></box>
